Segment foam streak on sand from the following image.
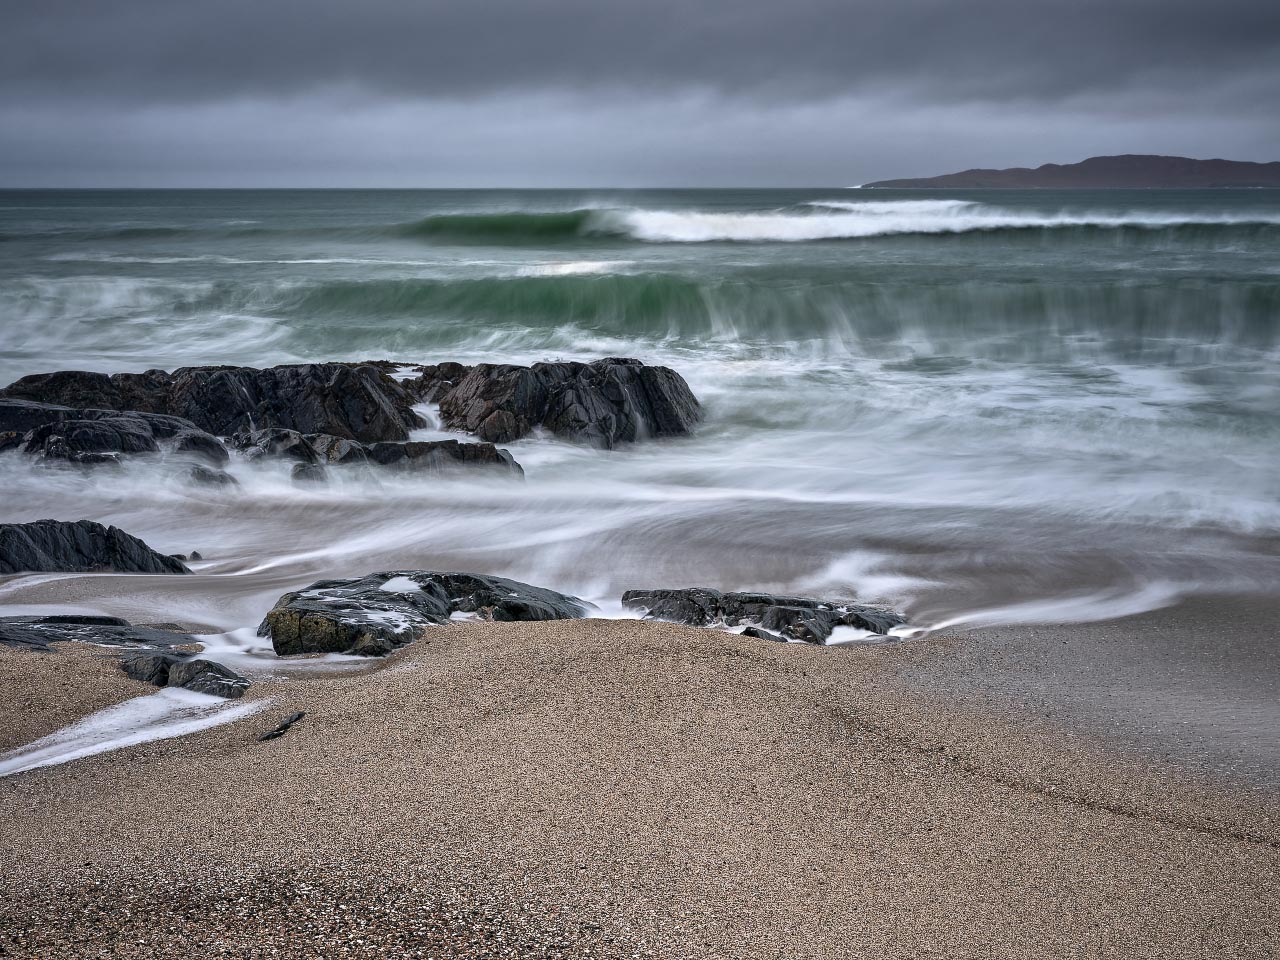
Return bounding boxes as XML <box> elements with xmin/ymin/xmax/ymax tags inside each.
<box><xmin>0</xmin><ymin>688</ymin><xmax>268</xmax><ymax>778</ymax></box>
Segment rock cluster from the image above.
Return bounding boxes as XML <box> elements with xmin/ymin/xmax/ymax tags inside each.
<box><xmin>120</xmin><ymin>650</ymin><xmax>251</xmax><ymax>699</ymax></box>
<box><xmin>0</xmin><ymin>520</ymin><xmax>190</xmax><ymax>575</ymax></box>
<box><xmin>621</xmin><ymin>587</ymin><xmax>907</xmax><ymax>644</ymax></box>
<box><xmin>408</xmin><ymin>357</ymin><xmax>702</xmax><ymax>448</ymax></box>
<box><xmin>260</xmin><ymin>570</ymin><xmax>590</xmax><ymax>656</ymax></box>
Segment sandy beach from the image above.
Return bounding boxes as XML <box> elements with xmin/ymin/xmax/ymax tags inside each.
<box><xmin>2</xmin><ymin>619</ymin><xmax>1277</xmax><ymax>959</ymax></box>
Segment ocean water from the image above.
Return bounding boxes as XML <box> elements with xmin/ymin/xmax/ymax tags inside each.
<box><xmin>1</xmin><ymin>188</ymin><xmax>1278</xmax><ymax>636</ymax></box>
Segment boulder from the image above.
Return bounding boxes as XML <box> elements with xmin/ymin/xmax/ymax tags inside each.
<box><xmin>187</xmin><ymin>465</ymin><xmax>238</xmax><ymax>487</ymax></box>
<box><xmin>0</xmin><ymin>520</ymin><xmax>190</xmax><ymax>575</ymax></box>
<box><xmin>259</xmin><ymin>571</ymin><xmax>590</xmax><ymax>656</ymax></box>
<box><xmin>291</xmin><ymin>462</ymin><xmax>328</xmax><ymax>484</ymax></box>
<box><xmin>306</xmin><ymin>433</ymin><xmax>369</xmax><ymax>464</ymax></box>
<box><xmin>0</xmin><ymin>615</ymin><xmax>194</xmax><ymax>653</ymax></box>
<box><xmin>425</xmin><ymin>358</ymin><xmax>701</xmax><ymax>449</ymax></box>
<box><xmin>1</xmin><ymin>363</ymin><xmax>425</xmax><ymax>443</ymax></box>
<box><xmin>621</xmin><ymin>588</ymin><xmax>907</xmax><ymax>644</ymax></box>
<box><xmin>231</xmin><ymin>427</ymin><xmax>320</xmax><ymax>463</ymax></box>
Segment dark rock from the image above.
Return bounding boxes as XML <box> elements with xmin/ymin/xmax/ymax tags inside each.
<box><xmin>306</xmin><ymin>433</ymin><xmax>369</xmax><ymax>464</ymax></box>
<box><xmin>621</xmin><ymin>587</ymin><xmax>907</xmax><ymax>644</ymax></box>
<box><xmin>167</xmin><ymin>658</ymin><xmax>251</xmax><ymax>698</ymax></box>
<box><xmin>120</xmin><ymin>650</ymin><xmax>183</xmax><ymax>685</ymax></box>
<box><xmin>231</xmin><ymin>427</ymin><xmax>320</xmax><ymax>463</ymax></box>
<box><xmin>428</xmin><ymin>358</ymin><xmax>701</xmax><ymax>449</ymax></box>
<box><xmin>291</xmin><ymin>462</ymin><xmax>327</xmax><ymax>484</ymax></box>
<box><xmin>2</xmin><ymin>363</ymin><xmax>425</xmax><ymax>443</ymax></box>
<box><xmin>258</xmin><ymin>711</ymin><xmax>306</xmax><ymax>741</ymax></box>
<box><xmin>740</xmin><ymin>626</ymin><xmax>788</xmax><ymax>643</ymax></box>
<box><xmin>190</xmin><ymin>550</ymin><xmax>203</xmax><ymax>561</ymax></box>
<box><xmin>259</xmin><ymin>571</ymin><xmax>589</xmax><ymax>656</ymax></box>
<box><xmin>0</xmin><ymin>520</ymin><xmax>190</xmax><ymax>575</ymax></box>
<box><xmin>1</xmin><ymin>399</ymin><xmax>229</xmax><ymax>466</ymax></box>
<box><xmin>405</xmin><ymin>362</ymin><xmax>470</xmax><ymax>403</ymax></box>
<box><xmin>365</xmin><ymin>439</ymin><xmax>523</xmax><ymax>476</ymax></box>
<box><xmin>187</xmin><ymin>465</ymin><xmax>239</xmax><ymax>487</ymax></box>
<box><xmin>0</xmin><ymin>615</ymin><xmax>193</xmax><ymax>653</ymax></box>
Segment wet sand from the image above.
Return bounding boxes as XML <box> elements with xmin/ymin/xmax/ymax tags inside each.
<box><xmin>2</xmin><ymin>619</ymin><xmax>1278</xmax><ymax>959</ymax></box>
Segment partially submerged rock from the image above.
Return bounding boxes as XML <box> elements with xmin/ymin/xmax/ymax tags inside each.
<box><xmin>365</xmin><ymin>439</ymin><xmax>523</xmax><ymax>476</ymax></box>
<box><xmin>2</xmin><ymin>363</ymin><xmax>425</xmax><ymax>444</ymax></box>
<box><xmin>0</xmin><ymin>615</ymin><xmax>193</xmax><ymax>653</ymax></box>
<box><xmin>0</xmin><ymin>520</ymin><xmax>190</xmax><ymax>576</ymax></box>
<box><xmin>260</xmin><ymin>571</ymin><xmax>590</xmax><ymax>656</ymax></box>
<box><xmin>119</xmin><ymin>650</ymin><xmax>250</xmax><ymax>699</ymax></box>
<box><xmin>415</xmin><ymin>357</ymin><xmax>701</xmax><ymax>449</ymax></box>
<box><xmin>621</xmin><ymin>588</ymin><xmax>907</xmax><ymax>644</ymax></box>
<box><xmin>1</xmin><ymin>399</ymin><xmax>229</xmax><ymax>466</ymax></box>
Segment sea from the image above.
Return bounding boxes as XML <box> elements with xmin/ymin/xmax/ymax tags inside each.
<box><xmin>1</xmin><ymin>188</ymin><xmax>1278</xmax><ymax>638</ymax></box>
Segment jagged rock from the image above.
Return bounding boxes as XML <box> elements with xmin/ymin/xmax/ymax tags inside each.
<box><xmin>0</xmin><ymin>520</ymin><xmax>190</xmax><ymax>576</ymax></box>
<box><xmin>621</xmin><ymin>588</ymin><xmax>907</xmax><ymax>644</ymax></box>
<box><xmin>4</xmin><ymin>401</ymin><xmax>229</xmax><ymax>466</ymax></box>
<box><xmin>740</xmin><ymin>626</ymin><xmax>788</xmax><ymax>643</ymax></box>
<box><xmin>306</xmin><ymin>433</ymin><xmax>368</xmax><ymax>464</ymax></box>
<box><xmin>167</xmin><ymin>658</ymin><xmax>251</xmax><ymax>698</ymax></box>
<box><xmin>1</xmin><ymin>363</ymin><xmax>425</xmax><ymax>443</ymax></box>
<box><xmin>364</xmin><ymin>439</ymin><xmax>523</xmax><ymax>476</ymax></box>
<box><xmin>187</xmin><ymin>465</ymin><xmax>239</xmax><ymax>487</ymax></box>
<box><xmin>291</xmin><ymin>462</ymin><xmax>327</xmax><ymax>484</ymax></box>
<box><xmin>421</xmin><ymin>358</ymin><xmax>701</xmax><ymax>449</ymax></box>
<box><xmin>259</xmin><ymin>571</ymin><xmax>589</xmax><ymax>656</ymax></box>
<box><xmin>231</xmin><ymin>427</ymin><xmax>320</xmax><ymax>463</ymax></box>
<box><xmin>0</xmin><ymin>615</ymin><xmax>193</xmax><ymax>653</ymax></box>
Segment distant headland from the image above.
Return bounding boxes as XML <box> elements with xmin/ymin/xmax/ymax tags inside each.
<box><xmin>864</xmin><ymin>155</ymin><xmax>1280</xmax><ymax>189</ymax></box>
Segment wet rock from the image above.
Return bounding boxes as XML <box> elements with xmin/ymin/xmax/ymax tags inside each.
<box><xmin>364</xmin><ymin>439</ymin><xmax>523</xmax><ymax>476</ymax></box>
<box><xmin>259</xmin><ymin>571</ymin><xmax>590</xmax><ymax>656</ymax></box>
<box><xmin>119</xmin><ymin>650</ymin><xmax>250</xmax><ymax>698</ymax></box>
<box><xmin>0</xmin><ymin>520</ymin><xmax>190</xmax><ymax>576</ymax></box>
<box><xmin>120</xmin><ymin>651</ymin><xmax>184</xmax><ymax>685</ymax></box>
<box><xmin>428</xmin><ymin>358</ymin><xmax>702</xmax><ymax>449</ymax></box>
<box><xmin>306</xmin><ymin>433</ymin><xmax>369</xmax><ymax>464</ymax></box>
<box><xmin>167</xmin><ymin>658</ymin><xmax>251</xmax><ymax>698</ymax></box>
<box><xmin>1</xmin><ymin>399</ymin><xmax>229</xmax><ymax>466</ymax></box>
<box><xmin>187</xmin><ymin>464</ymin><xmax>239</xmax><ymax>487</ymax></box>
<box><xmin>190</xmin><ymin>550</ymin><xmax>203</xmax><ymax>561</ymax></box>
<box><xmin>2</xmin><ymin>363</ymin><xmax>425</xmax><ymax>443</ymax></box>
<box><xmin>231</xmin><ymin>427</ymin><xmax>320</xmax><ymax>463</ymax></box>
<box><xmin>739</xmin><ymin>626</ymin><xmax>788</xmax><ymax>643</ymax></box>
<box><xmin>0</xmin><ymin>615</ymin><xmax>193</xmax><ymax>653</ymax></box>
<box><xmin>291</xmin><ymin>462</ymin><xmax>327</xmax><ymax>484</ymax></box>
<box><xmin>621</xmin><ymin>587</ymin><xmax>907</xmax><ymax>644</ymax></box>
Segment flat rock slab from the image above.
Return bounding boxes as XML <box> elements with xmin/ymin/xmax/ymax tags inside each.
<box><xmin>621</xmin><ymin>587</ymin><xmax>907</xmax><ymax>644</ymax></box>
<box><xmin>259</xmin><ymin>571</ymin><xmax>590</xmax><ymax>656</ymax></box>
<box><xmin>0</xmin><ymin>615</ymin><xmax>194</xmax><ymax>653</ymax></box>
<box><xmin>0</xmin><ymin>520</ymin><xmax>190</xmax><ymax>576</ymax></box>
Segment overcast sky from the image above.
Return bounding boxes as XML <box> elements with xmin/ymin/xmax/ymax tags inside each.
<box><xmin>2</xmin><ymin>0</ymin><xmax>1278</xmax><ymax>186</ymax></box>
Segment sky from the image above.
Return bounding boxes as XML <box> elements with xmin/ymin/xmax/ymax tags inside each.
<box><xmin>2</xmin><ymin>0</ymin><xmax>1278</xmax><ymax>187</ymax></box>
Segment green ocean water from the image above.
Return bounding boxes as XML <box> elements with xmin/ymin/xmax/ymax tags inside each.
<box><xmin>1</xmin><ymin>188</ymin><xmax>1278</xmax><ymax>628</ymax></box>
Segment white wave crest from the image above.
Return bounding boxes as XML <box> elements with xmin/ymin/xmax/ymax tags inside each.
<box><xmin>604</xmin><ymin>201</ymin><xmax>1280</xmax><ymax>243</ymax></box>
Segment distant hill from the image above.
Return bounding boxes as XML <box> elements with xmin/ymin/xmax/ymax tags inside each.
<box><xmin>864</xmin><ymin>155</ymin><xmax>1280</xmax><ymax>189</ymax></box>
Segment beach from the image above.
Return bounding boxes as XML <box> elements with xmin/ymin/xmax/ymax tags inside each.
<box><xmin>2</xmin><ymin>618</ymin><xmax>1278</xmax><ymax>959</ymax></box>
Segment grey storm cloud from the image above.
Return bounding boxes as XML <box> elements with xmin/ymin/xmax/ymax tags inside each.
<box><xmin>3</xmin><ymin>0</ymin><xmax>1280</xmax><ymax>105</ymax></box>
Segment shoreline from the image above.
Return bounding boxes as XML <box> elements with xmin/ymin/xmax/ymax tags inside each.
<box><xmin>2</xmin><ymin>619</ymin><xmax>1277</xmax><ymax>958</ymax></box>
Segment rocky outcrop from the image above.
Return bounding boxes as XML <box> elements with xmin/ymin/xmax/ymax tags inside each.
<box><xmin>260</xmin><ymin>571</ymin><xmax>590</xmax><ymax>656</ymax></box>
<box><xmin>1</xmin><ymin>363</ymin><xmax>425</xmax><ymax>443</ymax></box>
<box><xmin>0</xmin><ymin>520</ymin><xmax>190</xmax><ymax>575</ymax></box>
<box><xmin>411</xmin><ymin>357</ymin><xmax>701</xmax><ymax>449</ymax></box>
<box><xmin>1</xmin><ymin>399</ymin><xmax>228</xmax><ymax>466</ymax></box>
<box><xmin>119</xmin><ymin>650</ymin><xmax>250</xmax><ymax>699</ymax></box>
<box><xmin>621</xmin><ymin>588</ymin><xmax>907</xmax><ymax>644</ymax></box>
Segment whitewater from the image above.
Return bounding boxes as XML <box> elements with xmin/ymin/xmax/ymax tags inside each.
<box><xmin>1</xmin><ymin>187</ymin><xmax>1278</xmax><ymax>641</ymax></box>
